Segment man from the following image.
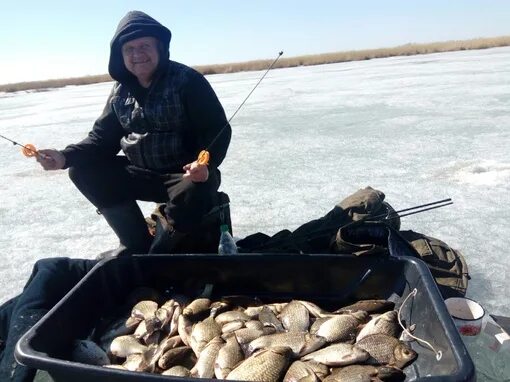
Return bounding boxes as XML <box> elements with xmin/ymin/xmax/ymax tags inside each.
<box><xmin>37</xmin><ymin>11</ymin><xmax>231</xmax><ymax>255</ymax></box>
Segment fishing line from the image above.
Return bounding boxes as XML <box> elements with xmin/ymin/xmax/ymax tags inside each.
<box><xmin>398</xmin><ymin>288</ymin><xmax>443</xmax><ymax>361</ymax></box>
<box><xmin>197</xmin><ymin>51</ymin><xmax>284</xmax><ymax>165</ymax></box>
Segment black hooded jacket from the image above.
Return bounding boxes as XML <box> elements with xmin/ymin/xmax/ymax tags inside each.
<box><xmin>61</xmin><ymin>11</ymin><xmax>231</xmax><ymax>172</ymax></box>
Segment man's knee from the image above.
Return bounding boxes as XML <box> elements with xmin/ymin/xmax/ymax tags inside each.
<box><xmin>68</xmin><ymin>166</ymin><xmax>93</xmax><ymax>195</ymax></box>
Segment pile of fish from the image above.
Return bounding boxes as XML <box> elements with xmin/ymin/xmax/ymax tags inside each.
<box><xmin>72</xmin><ymin>288</ymin><xmax>418</xmax><ymax>381</ymax></box>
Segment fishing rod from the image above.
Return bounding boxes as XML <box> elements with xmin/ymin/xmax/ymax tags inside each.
<box><xmin>382</xmin><ymin>199</ymin><xmax>453</xmax><ymax>221</ymax></box>
<box><xmin>368</xmin><ymin>198</ymin><xmax>453</xmax><ymax>222</ymax></box>
<box><xmin>0</xmin><ymin>133</ymin><xmax>40</xmax><ymax>157</ymax></box>
<box><xmin>197</xmin><ymin>51</ymin><xmax>284</xmax><ymax>165</ymax></box>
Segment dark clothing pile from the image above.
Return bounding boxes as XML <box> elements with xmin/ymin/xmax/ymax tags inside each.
<box><xmin>0</xmin><ymin>258</ymin><xmax>96</xmax><ymax>382</ymax></box>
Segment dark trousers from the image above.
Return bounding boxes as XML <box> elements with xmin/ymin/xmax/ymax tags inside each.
<box><xmin>0</xmin><ymin>258</ymin><xmax>96</xmax><ymax>382</ymax></box>
<box><xmin>68</xmin><ymin>156</ymin><xmax>221</xmax><ymax>233</ymax></box>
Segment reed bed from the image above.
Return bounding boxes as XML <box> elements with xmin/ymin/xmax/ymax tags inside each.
<box><xmin>2</xmin><ymin>36</ymin><xmax>509</xmax><ymax>93</ymax></box>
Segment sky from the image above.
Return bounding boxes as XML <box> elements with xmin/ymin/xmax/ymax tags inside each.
<box><xmin>0</xmin><ymin>0</ymin><xmax>509</xmax><ymax>85</ymax></box>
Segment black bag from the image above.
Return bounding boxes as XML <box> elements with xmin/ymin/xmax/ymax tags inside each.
<box><xmin>237</xmin><ymin>186</ymin><xmax>399</xmax><ymax>253</ymax></box>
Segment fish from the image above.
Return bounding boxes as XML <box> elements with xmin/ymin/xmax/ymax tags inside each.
<box><xmin>296</xmin><ymin>300</ymin><xmax>336</xmax><ymax>318</ymax></box>
<box><xmin>283</xmin><ymin>360</ymin><xmax>321</xmax><ymax>382</ymax></box>
<box><xmin>133</xmin><ymin>320</ymin><xmax>148</xmax><ymax>339</ymax></box>
<box><xmin>160</xmin><ymin>298</ymin><xmax>178</xmax><ymax>311</ymax></box>
<box><xmin>279</xmin><ymin>301</ymin><xmax>310</xmax><ymax>332</ymax></box>
<box><xmin>259</xmin><ymin>305</ymin><xmax>285</xmax><ymax>331</ymax></box>
<box><xmin>131</xmin><ymin>300</ymin><xmax>158</xmax><ymax>320</ymax></box>
<box><xmin>167</xmin><ymin>303</ymin><xmax>182</xmax><ymax>337</ymax></box>
<box><xmin>325</xmin><ymin>365</ymin><xmax>405</xmax><ymax>382</ymax></box>
<box><xmin>356</xmin><ymin>310</ymin><xmax>401</xmax><ymax>341</ymax></box>
<box><xmin>245</xmin><ymin>320</ymin><xmax>264</xmax><ymax>330</ymax></box>
<box><xmin>143</xmin><ymin>330</ymin><xmax>162</xmax><ymax>346</ymax></box>
<box><xmin>146</xmin><ymin>335</ymin><xmax>183</xmax><ymax>368</ymax></box>
<box><xmin>190</xmin><ymin>316</ymin><xmax>222</xmax><ymax>356</ymax></box>
<box><xmin>182</xmin><ymin>297</ymin><xmax>211</xmax><ymax>318</ymax></box>
<box><xmin>157</xmin><ymin>334</ymin><xmax>182</xmax><ymax>351</ymax></box>
<box><xmin>248</xmin><ymin>332</ymin><xmax>326</xmax><ymax>358</ymax></box>
<box><xmin>191</xmin><ymin>336</ymin><xmax>224</xmax><ymax>378</ymax></box>
<box><xmin>210</xmin><ymin>301</ymin><xmax>231</xmax><ymax>317</ymax></box>
<box><xmin>244</xmin><ymin>306</ymin><xmax>267</xmax><ymax>318</ymax></box>
<box><xmin>227</xmin><ymin>346</ymin><xmax>293</xmax><ymax>382</ymax></box>
<box><xmin>88</xmin><ymin>295</ymin><xmax>419</xmax><ymax>378</ymax></box>
<box><xmin>215</xmin><ymin>310</ymin><xmax>251</xmax><ymax>325</ymax></box>
<box><xmin>233</xmin><ymin>327</ymin><xmax>268</xmax><ymax>348</ymax></box>
<box><xmin>215</xmin><ymin>334</ymin><xmax>244</xmax><ymax>379</ymax></box>
<box><xmin>157</xmin><ymin>345</ymin><xmax>194</xmax><ymax>370</ymax></box>
<box><xmin>153</xmin><ymin>299</ymin><xmax>177</xmax><ymax>330</ymax></box>
<box><xmin>161</xmin><ymin>365</ymin><xmax>191</xmax><ymax>377</ymax></box>
<box><xmin>243</xmin><ymin>303</ymin><xmax>286</xmax><ymax>318</ymax></box>
<box><xmin>110</xmin><ymin>335</ymin><xmax>148</xmax><ymax>358</ymax></box>
<box><xmin>123</xmin><ymin>353</ymin><xmax>150</xmax><ymax>372</ymax></box>
<box><xmin>311</xmin><ymin>311</ymin><xmax>367</xmax><ymax>343</ymax></box>
<box><xmin>335</xmin><ymin>299</ymin><xmax>395</xmax><ymax>314</ymax></box>
<box><xmin>177</xmin><ymin>313</ymin><xmax>193</xmax><ymax>346</ymax></box>
<box><xmin>222</xmin><ymin>320</ymin><xmax>246</xmax><ymax>334</ymax></box>
<box><xmin>125</xmin><ymin>316</ymin><xmax>142</xmax><ymax>331</ymax></box>
<box><xmin>302</xmin><ymin>360</ymin><xmax>330</xmax><ymax>380</ymax></box>
<box><xmin>301</xmin><ymin>343</ymin><xmax>370</xmax><ymax>366</ymax></box>
<box><xmin>144</xmin><ymin>315</ymin><xmax>162</xmax><ymax>335</ymax></box>
<box><xmin>355</xmin><ymin>333</ymin><xmax>417</xmax><ymax>369</ymax></box>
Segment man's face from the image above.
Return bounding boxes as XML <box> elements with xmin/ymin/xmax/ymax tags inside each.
<box><xmin>121</xmin><ymin>36</ymin><xmax>160</xmax><ymax>85</ymax></box>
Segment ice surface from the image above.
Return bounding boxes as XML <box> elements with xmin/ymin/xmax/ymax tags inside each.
<box><xmin>0</xmin><ymin>48</ymin><xmax>509</xmax><ymax>319</ymax></box>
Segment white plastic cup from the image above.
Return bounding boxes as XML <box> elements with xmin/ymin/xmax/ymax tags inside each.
<box><xmin>445</xmin><ymin>297</ymin><xmax>485</xmax><ymax>336</ymax></box>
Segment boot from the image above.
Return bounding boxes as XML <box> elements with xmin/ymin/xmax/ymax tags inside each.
<box><xmin>148</xmin><ymin>205</ymin><xmax>187</xmax><ymax>254</ymax></box>
<box><xmin>98</xmin><ymin>201</ymin><xmax>152</xmax><ymax>257</ymax></box>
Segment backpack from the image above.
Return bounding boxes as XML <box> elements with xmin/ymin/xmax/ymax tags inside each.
<box><xmin>334</xmin><ymin>221</ymin><xmax>470</xmax><ymax>299</ymax></box>
<box><xmin>398</xmin><ymin>230</ymin><xmax>470</xmax><ymax>298</ymax></box>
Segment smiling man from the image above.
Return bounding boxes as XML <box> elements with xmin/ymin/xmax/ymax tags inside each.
<box><xmin>121</xmin><ymin>36</ymin><xmax>161</xmax><ymax>88</ymax></box>
<box><xmin>36</xmin><ymin>11</ymin><xmax>231</xmax><ymax>255</ymax></box>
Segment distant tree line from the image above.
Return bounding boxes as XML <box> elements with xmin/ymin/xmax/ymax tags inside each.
<box><xmin>1</xmin><ymin>36</ymin><xmax>509</xmax><ymax>93</ymax></box>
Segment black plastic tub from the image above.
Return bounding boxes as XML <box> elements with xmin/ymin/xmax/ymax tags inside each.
<box><xmin>15</xmin><ymin>253</ymin><xmax>475</xmax><ymax>382</ymax></box>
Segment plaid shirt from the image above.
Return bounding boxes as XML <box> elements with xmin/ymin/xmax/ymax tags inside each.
<box><xmin>115</xmin><ymin>62</ymin><xmax>194</xmax><ymax>171</ymax></box>
<box><xmin>62</xmin><ymin>61</ymin><xmax>230</xmax><ymax>173</ymax></box>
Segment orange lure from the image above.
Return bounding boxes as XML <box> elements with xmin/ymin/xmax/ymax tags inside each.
<box><xmin>197</xmin><ymin>150</ymin><xmax>210</xmax><ymax>165</ymax></box>
<box><xmin>21</xmin><ymin>143</ymin><xmax>38</xmax><ymax>157</ymax></box>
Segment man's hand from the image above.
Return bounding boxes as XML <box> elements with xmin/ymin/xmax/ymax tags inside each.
<box><xmin>36</xmin><ymin>149</ymin><xmax>66</xmax><ymax>170</ymax></box>
<box><xmin>183</xmin><ymin>160</ymin><xmax>209</xmax><ymax>182</ymax></box>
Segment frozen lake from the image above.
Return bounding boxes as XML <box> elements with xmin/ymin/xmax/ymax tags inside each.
<box><xmin>0</xmin><ymin>47</ymin><xmax>509</xmax><ymax>319</ymax></box>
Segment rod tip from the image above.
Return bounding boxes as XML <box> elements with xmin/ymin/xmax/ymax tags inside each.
<box><xmin>279</xmin><ymin>51</ymin><xmax>284</xmax><ymax>56</ymax></box>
